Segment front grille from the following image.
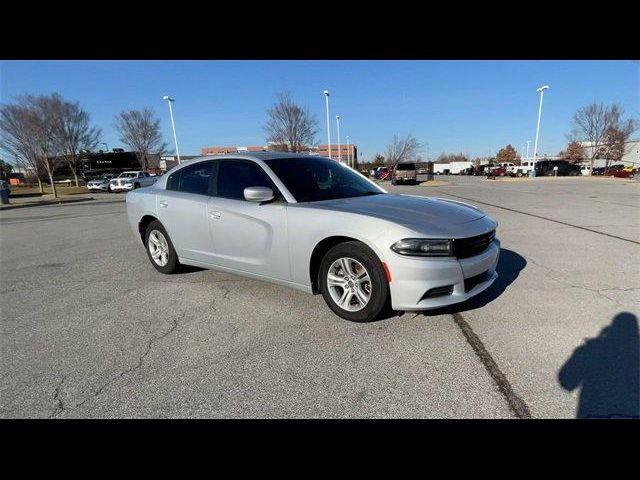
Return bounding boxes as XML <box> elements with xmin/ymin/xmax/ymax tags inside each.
<box><xmin>464</xmin><ymin>270</ymin><xmax>491</xmax><ymax>293</ymax></box>
<box><xmin>452</xmin><ymin>230</ymin><xmax>495</xmax><ymax>259</ymax></box>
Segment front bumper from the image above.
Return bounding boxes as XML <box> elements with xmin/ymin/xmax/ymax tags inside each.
<box><xmin>387</xmin><ymin>239</ymin><xmax>500</xmax><ymax>311</ymax></box>
<box><xmin>88</xmin><ymin>185</ymin><xmax>109</xmax><ymax>191</ymax></box>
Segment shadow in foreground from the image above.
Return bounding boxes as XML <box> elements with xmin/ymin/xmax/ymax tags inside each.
<box><xmin>558</xmin><ymin>312</ymin><xmax>639</xmax><ymax>419</ymax></box>
<box><xmin>420</xmin><ymin>248</ymin><xmax>527</xmax><ymax>316</ymax></box>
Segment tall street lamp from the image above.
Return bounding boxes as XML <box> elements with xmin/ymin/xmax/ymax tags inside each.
<box><xmin>346</xmin><ymin>135</ymin><xmax>351</xmax><ymax>168</ymax></box>
<box><xmin>526</xmin><ymin>140</ymin><xmax>531</xmax><ymax>159</ymax></box>
<box><xmin>323</xmin><ymin>90</ymin><xmax>331</xmax><ymax>159</ymax></box>
<box><xmin>163</xmin><ymin>95</ymin><xmax>181</xmax><ymax>164</ymax></box>
<box><xmin>336</xmin><ymin>115</ymin><xmax>342</xmax><ymax>163</ymax></box>
<box><xmin>101</xmin><ymin>142</ymin><xmax>108</xmax><ymax>152</ymax></box>
<box><xmin>531</xmin><ymin>85</ymin><xmax>549</xmax><ymax>177</ymax></box>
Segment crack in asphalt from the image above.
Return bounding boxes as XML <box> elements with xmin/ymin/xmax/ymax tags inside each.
<box><xmin>525</xmin><ymin>255</ymin><xmax>636</xmax><ymax>308</ymax></box>
<box><xmin>451</xmin><ymin>312</ymin><xmax>532</xmax><ymax>419</ymax></box>
<box><xmin>48</xmin><ymin>375</ymin><xmax>67</xmax><ymax>419</ymax></box>
<box><xmin>74</xmin><ymin>315</ymin><xmax>180</xmax><ymax>411</ymax></box>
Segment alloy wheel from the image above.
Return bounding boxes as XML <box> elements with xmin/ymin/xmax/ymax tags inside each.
<box><xmin>148</xmin><ymin>230</ymin><xmax>169</xmax><ymax>267</ymax></box>
<box><xmin>326</xmin><ymin>257</ymin><xmax>372</xmax><ymax>312</ymax></box>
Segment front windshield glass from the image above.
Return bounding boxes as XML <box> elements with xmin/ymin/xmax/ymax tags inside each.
<box><xmin>119</xmin><ymin>173</ymin><xmax>137</xmax><ymax>179</ymax></box>
<box><xmin>265</xmin><ymin>157</ymin><xmax>383</xmax><ymax>203</ymax></box>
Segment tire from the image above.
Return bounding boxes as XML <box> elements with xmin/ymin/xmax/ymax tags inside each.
<box><xmin>107</xmin><ymin>184</ymin><xmax>114</xmax><ymax>193</ymax></box>
<box><xmin>134</xmin><ymin>182</ymin><xmax>140</xmax><ymax>189</ymax></box>
<box><xmin>144</xmin><ymin>220</ymin><xmax>180</xmax><ymax>274</ymax></box>
<box><xmin>318</xmin><ymin>241</ymin><xmax>390</xmax><ymax>322</ymax></box>
<box><xmin>391</xmin><ymin>178</ymin><xmax>397</xmax><ymax>185</ymax></box>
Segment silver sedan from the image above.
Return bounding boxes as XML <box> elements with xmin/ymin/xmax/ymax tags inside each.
<box><xmin>126</xmin><ymin>153</ymin><xmax>499</xmax><ymax>322</ymax></box>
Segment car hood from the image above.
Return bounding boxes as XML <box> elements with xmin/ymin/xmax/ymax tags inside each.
<box><xmin>303</xmin><ymin>193</ymin><xmax>490</xmax><ymax>232</ymax></box>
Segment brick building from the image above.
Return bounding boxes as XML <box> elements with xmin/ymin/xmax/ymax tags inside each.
<box><xmin>316</xmin><ymin>144</ymin><xmax>357</xmax><ymax>163</ymax></box>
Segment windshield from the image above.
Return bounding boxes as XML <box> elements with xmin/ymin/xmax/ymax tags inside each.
<box><xmin>119</xmin><ymin>172</ymin><xmax>137</xmax><ymax>179</ymax></box>
<box><xmin>265</xmin><ymin>157</ymin><xmax>384</xmax><ymax>203</ymax></box>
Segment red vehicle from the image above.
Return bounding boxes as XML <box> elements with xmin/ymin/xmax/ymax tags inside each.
<box><xmin>607</xmin><ymin>169</ymin><xmax>634</xmax><ymax>178</ymax></box>
<box><xmin>489</xmin><ymin>166</ymin><xmax>507</xmax><ymax>177</ymax></box>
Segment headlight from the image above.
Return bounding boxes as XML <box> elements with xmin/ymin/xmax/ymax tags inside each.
<box><xmin>391</xmin><ymin>238</ymin><xmax>453</xmax><ymax>257</ymax></box>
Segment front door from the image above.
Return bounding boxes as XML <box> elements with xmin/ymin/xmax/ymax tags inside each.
<box><xmin>207</xmin><ymin>159</ymin><xmax>289</xmax><ymax>281</ymax></box>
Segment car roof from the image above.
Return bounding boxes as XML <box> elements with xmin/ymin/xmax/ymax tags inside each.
<box><xmin>184</xmin><ymin>152</ymin><xmax>332</xmax><ymax>163</ymax></box>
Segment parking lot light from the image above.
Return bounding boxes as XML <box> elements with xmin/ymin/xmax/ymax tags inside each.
<box><xmin>336</xmin><ymin>115</ymin><xmax>342</xmax><ymax>164</ymax></box>
<box><xmin>532</xmin><ymin>85</ymin><xmax>549</xmax><ymax>177</ymax></box>
<box><xmin>323</xmin><ymin>90</ymin><xmax>331</xmax><ymax>159</ymax></box>
<box><xmin>163</xmin><ymin>95</ymin><xmax>181</xmax><ymax>165</ymax></box>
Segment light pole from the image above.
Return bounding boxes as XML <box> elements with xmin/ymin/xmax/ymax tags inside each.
<box><xmin>101</xmin><ymin>142</ymin><xmax>108</xmax><ymax>152</ymax></box>
<box><xmin>346</xmin><ymin>135</ymin><xmax>351</xmax><ymax>168</ymax></box>
<box><xmin>163</xmin><ymin>95</ymin><xmax>181</xmax><ymax>164</ymax></box>
<box><xmin>526</xmin><ymin>140</ymin><xmax>531</xmax><ymax>160</ymax></box>
<box><xmin>336</xmin><ymin>115</ymin><xmax>342</xmax><ymax>164</ymax></box>
<box><xmin>323</xmin><ymin>90</ymin><xmax>331</xmax><ymax>160</ymax></box>
<box><xmin>531</xmin><ymin>85</ymin><xmax>549</xmax><ymax>177</ymax></box>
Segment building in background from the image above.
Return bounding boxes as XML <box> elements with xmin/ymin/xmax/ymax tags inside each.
<box><xmin>201</xmin><ymin>143</ymin><xmax>358</xmax><ymax>163</ymax></box>
<box><xmin>315</xmin><ymin>144</ymin><xmax>358</xmax><ymax>163</ymax></box>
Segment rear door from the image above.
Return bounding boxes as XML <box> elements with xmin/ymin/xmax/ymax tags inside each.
<box><xmin>207</xmin><ymin>159</ymin><xmax>290</xmax><ymax>281</ymax></box>
<box><xmin>156</xmin><ymin>161</ymin><xmax>218</xmax><ymax>263</ymax></box>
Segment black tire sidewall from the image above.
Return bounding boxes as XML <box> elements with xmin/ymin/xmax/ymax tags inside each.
<box><xmin>144</xmin><ymin>220</ymin><xmax>179</xmax><ymax>274</ymax></box>
<box><xmin>318</xmin><ymin>241</ymin><xmax>390</xmax><ymax>322</ymax></box>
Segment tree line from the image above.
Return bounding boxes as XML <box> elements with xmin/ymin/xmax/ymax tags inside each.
<box><xmin>0</xmin><ymin>93</ymin><xmax>168</xmax><ymax>198</ymax></box>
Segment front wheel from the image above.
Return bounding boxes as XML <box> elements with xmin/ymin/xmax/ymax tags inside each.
<box><xmin>318</xmin><ymin>241</ymin><xmax>390</xmax><ymax>322</ymax></box>
<box><xmin>144</xmin><ymin>220</ymin><xmax>180</xmax><ymax>274</ymax></box>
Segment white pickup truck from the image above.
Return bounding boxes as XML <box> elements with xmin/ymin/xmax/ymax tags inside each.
<box><xmin>109</xmin><ymin>171</ymin><xmax>156</xmax><ymax>193</ymax></box>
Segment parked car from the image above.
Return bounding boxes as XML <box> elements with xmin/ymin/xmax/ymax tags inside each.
<box><xmin>489</xmin><ymin>166</ymin><xmax>507</xmax><ymax>177</ymax></box>
<box><xmin>370</xmin><ymin>167</ymin><xmax>389</xmax><ymax>179</ymax></box>
<box><xmin>126</xmin><ymin>153</ymin><xmax>500</xmax><ymax>323</ymax></box>
<box><xmin>607</xmin><ymin>169</ymin><xmax>634</xmax><ymax>178</ymax></box>
<box><xmin>391</xmin><ymin>162</ymin><xmax>417</xmax><ymax>185</ymax></box>
<box><xmin>534</xmin><ymin>160</ymin><xmax>581</xmax><ymax>177</ymax></box>
<box><xmin>109</xmin><ymin>171</ymin><xmax>156</xmax><ymax>192</ymax></box>
<box><xmin>87</xmin><ymin>176</ymin><xmax>112</xmax><ymax>192</ymax></box>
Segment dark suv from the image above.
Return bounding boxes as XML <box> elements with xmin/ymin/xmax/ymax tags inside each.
<box><xmin>535</xmin><ymin>160</ymin><xmax>581</xmax><ymax>177</ymax></box>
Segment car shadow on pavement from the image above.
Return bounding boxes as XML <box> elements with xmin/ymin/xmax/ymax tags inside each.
<box><xmin>558</xmin><ymin>312</ymin><xmax>640</xmax><ymax>419</ymax></box>
<box><xmin>419</xmin><ymin>248</ymin><xmax>527</xmax><ymax>317</ymax></box>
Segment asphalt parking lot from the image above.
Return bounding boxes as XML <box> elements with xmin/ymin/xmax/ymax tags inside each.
<box><xmin>1</xmin><ymin>176</ymin><xmax>638</xmax><ymax>418</ymax></box>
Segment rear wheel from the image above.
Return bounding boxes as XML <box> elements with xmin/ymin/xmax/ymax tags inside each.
<box><xmin>318</xmin><ymin>241</ymin><xmax>390</xmax><ymax>322</ymax></box>
<box><xmin>144</xmin><ymin>220</ymin><xmax>179</xmax><ymax>274</ymax></box>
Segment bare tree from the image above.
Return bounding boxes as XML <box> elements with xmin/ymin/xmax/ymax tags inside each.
<box><xmin>264</xmin><ymin>92</ymin><xmax>318</xmax><ymax>152</ymax></box>
<box><xmin>385</xmin><ymin>134</ymin><xmax>424</xmax><ymax>166</ymax></box>
<box><xmin>569</xmin><ymin>103</ymin><xmax>638</xmax><ymax>174</ymax></box>
<box><xmin>51</xmin><ymin>94</ymin><xmax>101</xmax><ymax>187</ymax></box>
<box><xmin>25</xmin><ymin>95</ymin><xmax>62</xmax><ymax>198</ymax></box>
<box><xmin>0</xmin><ymin>95</ymin><xmax>63</xmax><ymax>196</ymax></box>
<box><xmin>114</xmin><ymin>108</ymin><xmax>168</xmax><ymax>171</ymax></box>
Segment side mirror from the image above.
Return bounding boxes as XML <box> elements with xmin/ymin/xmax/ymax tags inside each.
<box><xmin>244</xmin><ymin>186</ymin><xmax>275</xmax><ymax>203</ymax></box>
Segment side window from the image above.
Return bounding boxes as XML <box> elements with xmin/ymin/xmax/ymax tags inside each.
<box><xmin>166</xmin><ymin>171</ymin><xmax>180</xmax><ymax>191</ymax></box>
<box><xmin>217</xmin><ymin>160</ymin><xmax>273</xmax><ymax>201</ymax></box>
<box><xmin>178</xmin><ymin>162</ymin><xmax>216</xmax><ymax>196</ymax></box>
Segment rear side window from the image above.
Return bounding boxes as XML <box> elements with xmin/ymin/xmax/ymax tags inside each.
<box><xmin>167</xmin><ymin>161</ymin><xmax>216</xmax><ymax>195</ymax></box>
<box><xmin>179</xmin><ymin>162</ymin><xmax>216</xmax><ymax>195</ymax></box>
<box><xmin>217</xmin><ymin>160</ymin><xmax>273</xmax><ymax>200</ymax></box>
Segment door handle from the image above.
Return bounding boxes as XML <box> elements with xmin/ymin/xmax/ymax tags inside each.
<box><xmin>209</xmin><ymin>211</ymin><xmax>221</xmax><ymax>219</ymax></box>
<box><xmin>159</xmin><ymin>201</ymin><xmax>168</xmax><ymax>208</ymax></box>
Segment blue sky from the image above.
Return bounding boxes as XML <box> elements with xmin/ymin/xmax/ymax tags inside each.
<box><xmin>1</xmin><ymin>60</ymin><xmax>637</xmax><ymax>161</ymax></box>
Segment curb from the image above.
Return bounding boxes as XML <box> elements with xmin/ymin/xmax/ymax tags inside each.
<box><xmin>0</xmin><ymin>196</ymin><xmax>95</xmax><ymax>211</ymax></box>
